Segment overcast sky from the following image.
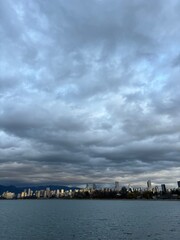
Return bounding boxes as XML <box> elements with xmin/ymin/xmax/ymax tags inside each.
<box><xmin>0</xmin><ymin>0</ymin><xmax>180</xmax><ymax>187</ymax></box>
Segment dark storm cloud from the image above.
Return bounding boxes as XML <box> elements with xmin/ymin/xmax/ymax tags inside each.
<box><xmin>1</xmin><ymin>0</ymin><xmax>180</xmax><ymax>187</ymax></box>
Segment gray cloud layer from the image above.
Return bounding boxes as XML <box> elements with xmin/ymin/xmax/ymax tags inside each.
<box><xmin>0</xmin><ymin>0</ymin><xmax>180</xmax><ymax>187</ymax></box>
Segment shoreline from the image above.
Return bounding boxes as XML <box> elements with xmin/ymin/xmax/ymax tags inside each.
<box><xmin>0</xmin><ymin>198</ymin><xmax>180</xmax><ymax>201</ymax></box>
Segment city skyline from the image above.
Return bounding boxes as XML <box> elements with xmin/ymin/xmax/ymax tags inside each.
<box><xmin>1</xmin><ymin>179</ymin><xmax>180</xmax><ymax>200</ymax></box>
<box><xmin>1</xmin><ymin>0</ymin><xmax>180</xmax><ymax>186</ymax></box>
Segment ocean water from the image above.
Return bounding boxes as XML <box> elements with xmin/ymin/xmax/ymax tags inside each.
<box><xmin>0</xmin><ymin>200</ymin><xmax>179</xmax><ymax>240</ymax></box>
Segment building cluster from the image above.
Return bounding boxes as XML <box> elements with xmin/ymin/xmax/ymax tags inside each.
<box><xmin>1</xmin><ymin>187</ymin><xmax>79</xmax><ymax>200</ymax></box>
<box><xmin>112</xmin><ymin>180</ymin><xmax>180</xmax><ymax>200</ymax></box>
<box><xmin>1</xmin><ymin>181</ymin><xmax>180</xmax><ymax>200</ymax></box>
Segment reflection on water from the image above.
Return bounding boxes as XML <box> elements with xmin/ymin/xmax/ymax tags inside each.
<box><xmin>0</xmin><ymin>200</ymin><xmax>180</xmax><ymax>240</ymax></box>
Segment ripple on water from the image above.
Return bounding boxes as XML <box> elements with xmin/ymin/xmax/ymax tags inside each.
<box><xmin>0</xmin><ymin>200</ymin><xmax>180</xmax><ymax>240</ymax></box>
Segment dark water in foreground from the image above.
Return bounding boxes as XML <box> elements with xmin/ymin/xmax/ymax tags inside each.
<box><xmin>0</xmin><ymin>200</ymin><xmax>180</xmax><ymax>240</ymax></box>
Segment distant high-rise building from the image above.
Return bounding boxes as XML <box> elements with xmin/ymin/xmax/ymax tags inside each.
<box><xmin>147</xmin><ymin>180</ymin><xmax>152</xmax><ymax>191</ymax></box>
<box><xmin>61</xmin><ymin>189</ymin><xmax>64</xmax><ymax>194</ymax></box>
<box><xmin>2</xmin><ymin>191</ymin><xmax>15</xmax><ymax>199</ymax></box>
<box><xmin>56</xmin><ymin>189</ymin><xmax>60</xmax><ymax>198</ymax></box>
<box><xmin>155</xmin><ymin>186</ymin><xmax>159</xmax><ymax>193</ymax></box>
<box><xmin>115</xmin><ymin>181</ymin><xmax>120</xmax><ymax>191</ymax></box>
<box><xmin>46</xmin><ymin>187</ymin><xmax>51</xmax><ymax>198</ymax></box>
<box><xmin>27</xmin><ymin>188</ymin><xmax>32</xmax><ymax>197</ymax></box>
<box><xmin>177</xmin><ymin>181</ymin><xmax>180</xmax><ymax>188</ymax></box>
<box><xmin>36</xmin><ymin>191</ymin><xmax>41</xmax><ymax>198</ymax></box>
<box><xmin>128</xmin><ymin>184</ymin><xmax>133</xmax><ymax>192</ymax></box>
<box><xmin>86</xmin><ymin>183</ymin><xmax>96</xmax><ymax>190</ymax></box>
<box><xmin>161</xmin><ymin>184</ymin><xmax>167</xmax><ymax>193</ymax></box>
<box><xmin>43</xmin><ymin>190</ymin><xmax>47</xmax><ymax>198</ymax></box>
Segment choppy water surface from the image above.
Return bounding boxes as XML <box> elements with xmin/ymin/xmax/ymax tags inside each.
<box><xmin>0</xmin><ymin>200</ymin><xmax>179</xmax><ymax>240</ymax></box>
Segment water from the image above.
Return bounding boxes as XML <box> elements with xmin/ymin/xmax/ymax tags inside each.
<box><xmin>0</xmin><ymin>200</ymin><xmax>179</xmax><ymax>240</ymax></box>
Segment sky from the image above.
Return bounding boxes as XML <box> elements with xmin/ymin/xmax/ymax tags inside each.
<box><xmin>0</xmin><ymin>0</ymin><xmax>180</xmax><ymax>188</ymax></box>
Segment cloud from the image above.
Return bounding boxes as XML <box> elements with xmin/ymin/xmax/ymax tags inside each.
<box><xmin>0</xmin><ymin>0</ymin><xmax>180</xmax><ymax>187</ymax></box>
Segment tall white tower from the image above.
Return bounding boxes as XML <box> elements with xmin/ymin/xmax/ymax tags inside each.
<box><xmin>115</xmin><ymin>181</ymin><xmax>120</xmax><ymax>191</ymax></box>
<box><xmin>147</xmin><ymin>180</ymin><xmax>152</xmax><ymax>191</ymax></box>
